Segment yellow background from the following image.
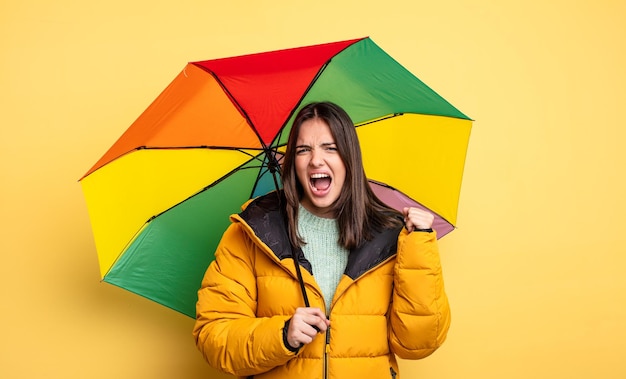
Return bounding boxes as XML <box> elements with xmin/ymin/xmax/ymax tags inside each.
<box><xmin>2</xmin><ymin>0</ymin><xmax>625</xmax><ymax>378</ymax></box>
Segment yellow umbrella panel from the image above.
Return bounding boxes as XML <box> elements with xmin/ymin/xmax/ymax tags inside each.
<box><xmin>358</xmin><ymin>113</ymin><xmax>473</xmax><ymax>229</ymax></box>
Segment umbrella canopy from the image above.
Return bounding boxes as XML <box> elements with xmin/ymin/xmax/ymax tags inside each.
<box><xmin>79</xmin><ymin>37</ymin><xmax>472</xmax><ymax>318</ymax></box>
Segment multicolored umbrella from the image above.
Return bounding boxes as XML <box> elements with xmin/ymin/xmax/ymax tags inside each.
<box><xmin>79</xmin><ymin>37</ymin><xmax>472</xmax><ymax>318</ymax></box>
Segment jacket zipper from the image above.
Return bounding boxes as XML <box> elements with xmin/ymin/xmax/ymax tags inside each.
<box><xmin>324</xmin><ymin>322</ymin><xmax>330</xmax><ymax>379</ymax></box>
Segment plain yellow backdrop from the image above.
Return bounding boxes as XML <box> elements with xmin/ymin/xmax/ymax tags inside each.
<box><xmin>2</xmin><ymin>0</ymin><xmax>625</xmax><ymax>378</ymax></box>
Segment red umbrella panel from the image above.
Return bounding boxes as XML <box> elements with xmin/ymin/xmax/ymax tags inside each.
<box><xmin>79</xmin><ymin>37</ymin><xmax>472</xmax><ymax>317</ymax></box>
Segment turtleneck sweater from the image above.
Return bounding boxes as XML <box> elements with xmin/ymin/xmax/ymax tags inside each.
<box><xmin>297</xmin><ymin>205</ymin><xmax>349</xmax><ymax>313</ymax></box>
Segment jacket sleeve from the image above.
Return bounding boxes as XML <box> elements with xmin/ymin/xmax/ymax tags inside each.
<box><xmin>388</xmin><ymin>228</ymin><xmax>451</xmax><ymax>359</ymax></box>
<box><xmin>192</xmin><ymin>222</ymin><xmax>295</xmax><ymax>376</ymax></box>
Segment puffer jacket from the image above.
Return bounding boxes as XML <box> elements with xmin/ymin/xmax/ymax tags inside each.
<box><xmin>193</xmin><ymin>192</ymin><xmax>451</xmax><ymax>379</ymax></box>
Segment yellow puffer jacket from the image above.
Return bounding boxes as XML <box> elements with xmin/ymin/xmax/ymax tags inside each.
<box><xmin>193</xmin><ymin>193</ymin><xmax>450</xmax><ymax>379</ymax></box>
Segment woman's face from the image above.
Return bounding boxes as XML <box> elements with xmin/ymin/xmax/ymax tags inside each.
<box><xmin>294</xmin><ymin>118</ymin><xmax>346</xmax><ymax>218</ymax></box>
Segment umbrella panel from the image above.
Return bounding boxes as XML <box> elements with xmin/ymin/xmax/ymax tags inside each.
<box><xmin>104</xmin><ymin>154</ymin><xmax>268</xmax><ymax>318</ymax></box>
<box><xmin>84</xmin><ymin>64</ymin><xmax>260</xmax><ymax>178</ymax></box>
<box><xmin>81</xmin><ymin>148</ymin><xmax>259</xmax><ymax>278</ymax></box>
<box><xmin>368</xmin><ymin>181</ymin><xmax>454</xmax><ymax>238</ymax></box>
<box><xmin>357</xmin><ymin>113</ymin><xmax>472</xmax><ymax>226</ymax></box>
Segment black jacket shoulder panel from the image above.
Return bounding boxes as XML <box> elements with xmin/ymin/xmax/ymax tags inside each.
<box><xmin>239</xmin><ymin>191</ymin><xmax>292</xmax><ymax>261</ymax></box>
<box><xmin>344</xmin><ymin>225</ymin><xmax>403</xmax><ymax>280</ymax></box>
<box><xmin>240</xmin><ymin>191</ymin><xmax>314</xmax><ymax>274</ymax></box>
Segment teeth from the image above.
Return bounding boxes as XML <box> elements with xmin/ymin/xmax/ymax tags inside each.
<box><xmin>310</xmin><ymin>173</ymin><xmax>329</xmax><ymax>179</ymax></box>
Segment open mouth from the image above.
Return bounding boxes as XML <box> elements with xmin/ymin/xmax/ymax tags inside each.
<box><xmin>310</xmin><ymin>173</ymin><xmax>331</xmax><ymax>192</ymax></box>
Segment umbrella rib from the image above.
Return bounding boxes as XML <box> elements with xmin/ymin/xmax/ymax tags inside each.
<box><xmin>140</xmin><ymin>146</ymin><xmax>284</xmax><ymax>171</ymax></box>
<box><xmin>81</xmin><ymin>146</ymin><xmax>266</xmax><ymax>179</ymax></box>
<box><xmin>355</xmin><ymin>113</ymin><xmax>403</xmax><ymax>127</ymax></box>
<box><xmin>191</xmin><ymin>64</ymin><xmax>270</xmax><ymax>152</ymax></box>
<box><xmin>145</xmin><ymin>156</ymin><xmax>267</xmax><ymax>223</ymax></box>
<box><xmin>136</xmin><ymin>145</ymin><xmax>268</xmax><ymax>151</ymax></box>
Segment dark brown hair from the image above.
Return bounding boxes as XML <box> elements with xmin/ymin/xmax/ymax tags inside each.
<box><xmin>281</xmin><ymin>101</ymin><xmax>403</xmax><ymax>249</ymax></box>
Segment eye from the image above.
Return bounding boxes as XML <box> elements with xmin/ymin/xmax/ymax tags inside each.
<box><xmin>296</xmin><ymin>146</ymin><xmax>310</xmax><ymax>155</ymax></box>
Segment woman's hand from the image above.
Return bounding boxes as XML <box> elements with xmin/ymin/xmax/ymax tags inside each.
<box><xmin>402</xmin><ymin>207</ymin><xmax>434</xmax><ymax>232</ymax></box>
<box><xmin>286</xmin><ymin>307</ymin><xmax>329</xmax><ymax>349</ymax></box>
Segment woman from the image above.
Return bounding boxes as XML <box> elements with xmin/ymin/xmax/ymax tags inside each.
<box><xmin>193</xmin><ymin>102</ymin><xmax>450</xmax><ymax>378</ymax></box>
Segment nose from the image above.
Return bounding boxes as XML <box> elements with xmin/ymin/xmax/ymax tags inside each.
<box><xmin>309</xmin><ymin>149</ymin><xmax>323</xmax><ymax>167</ymax></box>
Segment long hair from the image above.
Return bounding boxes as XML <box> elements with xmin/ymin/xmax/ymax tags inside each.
<box><xmin>281</xmin><ymin>101</ymin><xmax>403</xmax><ymax>250</ymax></box>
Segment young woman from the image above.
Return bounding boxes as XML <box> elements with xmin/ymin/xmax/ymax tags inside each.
<box><xmin>193</xmin><ymin>102</ymin><xmax>451</xmax><ymax>378</ymax></box>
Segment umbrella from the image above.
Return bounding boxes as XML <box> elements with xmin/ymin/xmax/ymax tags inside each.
<box><xmin>79</xmin><ymin>37</ymin><xmax>472</xmax><ymax>318</ymax></box>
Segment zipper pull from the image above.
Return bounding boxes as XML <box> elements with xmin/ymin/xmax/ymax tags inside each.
<box><xmin>325</xmin><ymin>324</ymin><xmax>331</xmax><ymax>351</ymax></box>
